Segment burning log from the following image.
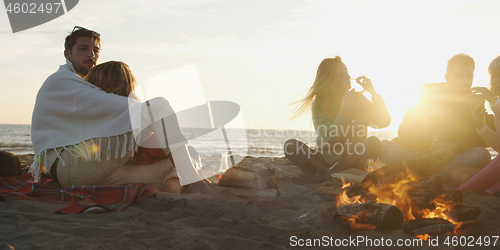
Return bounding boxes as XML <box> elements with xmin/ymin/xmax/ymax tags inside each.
<box><xmin>361</xmin><ymin>164</ymin><xmax>407</xmax><ymax>192</ymax></box>
<box><xmin>406</xmin><ymin>176</ymin><xmax>444</xmax><ymax>209</ymax></box>
<box><xmin>402</xmin><ymin>218</ymin><xmax>455</xmax><ymax>236</ymax></box>
<box><xmin>335</xmin><ymin>201</ymin><xmax>404</xmax><ymax>230</ymax></box>
<box><xmin>443</xmin><ymin>204</ymin><xmax>481</xmax><ymax>222</ymax></box>
<box><xmin>313</xmin><ymin>182</ymin><xmax>364</xmax><ymax>201</ymax></box>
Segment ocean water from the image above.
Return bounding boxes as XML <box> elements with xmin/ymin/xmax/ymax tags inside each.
<box><xmin>0</xmin><ymin>124</ymin><xmax>496</xmax><ymax>159</ymax></box>
<box><xmin>0</xmin><ymin>124</ymin><xmax>32</xmax><ymax>155</ymax></box>
<box><xmin>0</xmin><ymin>124</ymin><xmax>397</xmax><ymax>157</ymax></box>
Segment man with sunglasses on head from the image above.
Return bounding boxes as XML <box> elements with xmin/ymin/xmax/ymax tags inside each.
<box><xmin>30</xmin><ymin>26</ymin><xmax>246</xmax><ymax>203</ymax></box>
<box><xmin>63</xmin><ymin>26</ymin><xmax>100</xmax><ymax>76</ymax></box>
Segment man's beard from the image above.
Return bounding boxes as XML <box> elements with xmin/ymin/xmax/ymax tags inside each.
<box><xmin>76</xmin><ymin>66</ymin><xmax>90</xmax><ymax>76</ymax></box>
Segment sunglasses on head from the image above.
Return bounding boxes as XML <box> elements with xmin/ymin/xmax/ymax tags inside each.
<box><xmin>71</xmin><ymin>26</ymin><xmax>100</xmax><ymax>37</ymax></box>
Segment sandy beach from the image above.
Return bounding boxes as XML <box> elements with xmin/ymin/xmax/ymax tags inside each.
<box><xmin>1</xmin><ymin>154</ymin><xmax>500</xmax><ymax>249</ymax></box>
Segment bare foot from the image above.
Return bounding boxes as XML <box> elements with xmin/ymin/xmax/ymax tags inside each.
<box><xmin>187</xmin><ymin>181</ymin><xmax>249</xmax><ymax>204</ymax></box>
<box><xmin>156</xmin><ymin>192</ymin><xmax>213</xmax><ymax>201</ymax></box>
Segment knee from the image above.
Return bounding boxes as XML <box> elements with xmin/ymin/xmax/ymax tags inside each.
<box><xmin>472</xmin><ymin>147</ymin><xmax>491</xmax><ymax>166</ymax></box>
<box><xmin>147</xmin><ymin>97</ymin><xmax>175</xmax><ymax>117</ymax></box>
<box><xmin>458</xmin><ymin>147</ymin><xmax>491</xmax><ymax>168</ymax></box>
<box><xmin>362</xmin><ymin>136</ymin><xmax>381</xmax><ymax>157</ymax></box>
<box><xmin>365</xmin><ymin>136</ymin><xmax>381</xmax><ymax>148</ymax></box>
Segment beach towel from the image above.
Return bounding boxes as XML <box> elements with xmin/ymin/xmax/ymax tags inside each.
<box><xmin>0</xmin><ymin>173</ymin><xmax>159</xmax><ymax>214</ymax></box>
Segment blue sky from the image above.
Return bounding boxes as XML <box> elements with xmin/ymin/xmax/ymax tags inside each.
<box><xmin>1</xmin><ymin>0</ymin><xmax>499</xmax><ymax>131</ymax></box>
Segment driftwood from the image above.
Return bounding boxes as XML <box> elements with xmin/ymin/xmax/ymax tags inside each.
<box><xmin>218</xmin><ymin>166</ymin><xmax>268</xmax><ymax>189</ymax></box>
<box><xmin>313</xmin><ymin>182</ymin><xmax>364</xmax><ymax>202</ymax></box>
<box><xmin>214</xmin><ymin>166</ymin><xmax>280</xmax><ymax>203</ymax></box>
<box><xmin>402</xmin><ymin>218</ymin><xmax>455</xmax><ymax>236</ymax></box>
<box><xmin>212</xmin><ymin>186</ymin><xmax>278</xmax><ymax>203</ymax></box>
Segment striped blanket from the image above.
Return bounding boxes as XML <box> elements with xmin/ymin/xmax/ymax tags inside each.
<box><xmin>0</xmin><ymin>173</ymin><xmax>159</xmax><ymax>214</ymax></box>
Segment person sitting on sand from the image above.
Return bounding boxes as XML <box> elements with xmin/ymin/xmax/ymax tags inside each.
<box><xmin>379</xmin><ymin>54</ymin><xmax>491</xmax><ymax>182</ymax></box>
<box><xmin>455</xmin><ymin>55</ymin><xmax>500</xmax><ymax>194</ymax></box>
<box><xmin>284</xmin><ymin>56</ymin><xmax>391</xmax><ymax>181</ymax></box>
<box><xmin>29</xmin><ymin>26</ymin><xmax>245</xmax><ymax>203</ymax></box>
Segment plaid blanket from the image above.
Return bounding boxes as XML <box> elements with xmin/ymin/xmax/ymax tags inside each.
<box><xmin>0</xmin><ymin>173</ymin><xmax>160</xmax><ymax>214</ymax></box>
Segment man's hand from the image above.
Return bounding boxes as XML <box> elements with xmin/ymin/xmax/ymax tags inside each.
<box><xmin>430</xmin><ymin>141</ymin><xmax>458</xmax><ymax>153</ymax></box>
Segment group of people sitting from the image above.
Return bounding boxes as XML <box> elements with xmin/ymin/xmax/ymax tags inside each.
<box><xmin>28</xmin><ymin>26</ymin><xmax>500</xmax><ymax>205</ymax></box>
<box><xmin>285</xmin><ymin>53</ymin><xmax>500</xmax><ymax>195</ymax></box>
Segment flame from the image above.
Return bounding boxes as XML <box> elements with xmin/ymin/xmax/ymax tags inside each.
<box><xmin>336</xmin><ymin>165</ymin><xmax>464</xmax><ymax>232</ymax></box>
<box><xmin>336</xmin><ymin>177</ymin><xmax>361</xmax><ymax>207</ymax></box>
<box><xmin>341</xmin><ymin>177</ymin><xmax>351</xmax><ymax>189</ymax></box>
<box><xmin>416</xmin><ymin>234</ymin><xmax>429</xmax><ymax>241</ymax></box>
<box><xmin>342</xmin><ymin>216</ymin><xmax>376</xmax><ymax>230</ymax></box>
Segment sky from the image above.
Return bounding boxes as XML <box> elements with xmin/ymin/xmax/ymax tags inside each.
<box><xmin>1</xmin><ymin>0</ymin><xmax>500</xmax><ymax>131</ymax></box>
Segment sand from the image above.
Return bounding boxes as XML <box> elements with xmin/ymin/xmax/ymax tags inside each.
<box><xmin>1</xmin><ymin>154</ymin><xmax>500</xmax><ymax>249</ymax></box>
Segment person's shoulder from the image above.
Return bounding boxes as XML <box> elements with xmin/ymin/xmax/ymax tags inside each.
<box><xmin>45</xmin><ymin>64</ymin><xmax>78</xmax><ymax>82</ymax></box>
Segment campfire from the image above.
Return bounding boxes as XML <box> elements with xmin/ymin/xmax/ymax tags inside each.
<box><xmin>321</xmin><ymin>149</ymin><xmax>481</xmax><ymax>239</ymax></box>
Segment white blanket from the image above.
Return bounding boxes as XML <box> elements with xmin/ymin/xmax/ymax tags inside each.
<box><xmin>29</xmin><ymin>60</ymin><xmax>143</xmax><ymax>181</ymax></box>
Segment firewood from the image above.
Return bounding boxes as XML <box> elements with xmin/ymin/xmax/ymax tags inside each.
<box><xmin>218</xmin><ymin>166</ymin><xmax>268</xmax><ymax>189</ymax></box>
<box><xmin>443</xmin><ymin>204</ymin><xmax>481</xmax><ymax>222</ymax></box>
<box><xmin>212</xmin><ymin>186</ymin><xmax>277</xmax><ymax>203</ymax></box>
<box><xmin>312</xmin><ymin>183</ymin><xmax>363</xmax><ymax>201</ymax></box>
<box><xmin>335</xmin><ymin>201</ymin><xmax>404</xmax><ymax>230</ymax></box>
<box><xmin>361</xmin><ymin>165</ymin><xmax>408</xmax><ymax>193</ymax></box>
<box><xmin>312</xmin><ymin>184</ymin><xmax>342</xmax><ymax>201</ymax></box>
<box><xmin>402</xmin><ymin>218</ymin><xmax>455</xmax><ymax>236</ymax></box>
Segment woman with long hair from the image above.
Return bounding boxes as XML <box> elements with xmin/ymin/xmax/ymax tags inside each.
<box><xmin>284</xmin><ymin>56</ymin><xmax>391</xmax><ymax>181</ymax></box>
<box><xmin>455</xmin><ymin>55</ymin><xmax>500</xmax><ymax>194</ymax></box>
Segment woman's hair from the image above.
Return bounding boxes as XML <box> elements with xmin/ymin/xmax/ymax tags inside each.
<box><xmin>289</xmin><ymin>56</ymin><xmax>344</xmax><ymax>120</ymax></box>
<box><xmin>84</xmin><ymin>61</ymin><xmax>136</xmax><ymax>97</ymax></box>
<box><xmin>489</xmin><ymin>55</ymin><xmax>500</xmax><ymax>93</ymax></box>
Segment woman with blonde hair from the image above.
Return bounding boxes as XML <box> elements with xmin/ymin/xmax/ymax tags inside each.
<box><xmin>84</xmin><ymin>61</ymin><xmax>136</xmax><ymax>97</ymax></box>
<box><xmin>456</xmin><ymin>55</ymin><xmax>500</xmax><ymax>194</ymax></box>
<box><xmin>284</xmin><ymin>56</ymin><xmax>391</xmax><ymax>182</ymax></box>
